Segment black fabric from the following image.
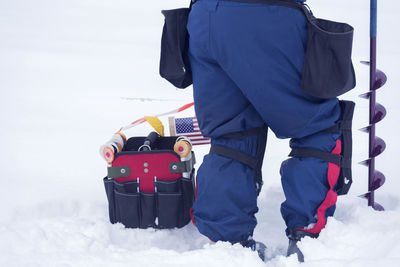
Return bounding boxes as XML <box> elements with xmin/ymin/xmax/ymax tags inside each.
<box><xmin>104</xmin><ymin>179</ymin><xmax>117</xmax><ymax>224</ymax></box>
<box><xmin>301</xmin><ymin>6</ymin><xmax>356</xmax><ymax>99</ymax></box>
<box><xmin>103</xmin><ymin>176</ymin><xmax>195</xmax><ymax>229</ymax></box>
<box><xmin>210</xmin><ymin>145</ymin><xmax>258</xmax><ymax>169</ymax></box>
<box><xmin>323</xmin><ymin>120</ymin><xmax>352</xmax><ymax>133</ymax></box>
<box><xmin>114</xmin><ymin>190</ymin><xmax>140</xmax><ymax>228</ymax></box>
<box><xmin>159</xmin><ymin>3</ymin><xmax>193</xmax><ymax>89</ymax></box>
<box><xmin>157</xmin><ymin>193</ymin><xmax>182</xmax><ymax>228</ymax></box>
<box><xmin>288</xmin><ymin>100</ymin><xmax>355</xmax><ymax>195</ymax></box>
<box><xmin>289</xmin><ymin>148</ymin><xmax>342</xmax><ymax>166</ymax></box>
<box><xmin>156</xmin><ymin>179</ymin><xmax>180</xmax><ymax>193</ymax></box>
<box><xmin>209</xmin><ymin>127</ymin><xmax>268</xmax><ymax>195</ymax></box>
<box><xmin>103</xmin><ymin>134</ymin><xmax>195</xmax><ymax>229</ymax></box>
<box><xmin>140</xmin><ymin>193</ymin><xmax>156</xmax><ymax>228</ymax></box>
<box><xmin>335</xmin><ymin>100</ymin><xmax>355</xmax><ymax>195</ymax></box>
<box><xmin>123</xmin><ymin>136</ymin><xmax>179</xmax><ymax>152</ymax></box>
<box><xmin>181</xmin><ymin>175</ymin><xmax>195</xmax><ymax>224</ymax></box>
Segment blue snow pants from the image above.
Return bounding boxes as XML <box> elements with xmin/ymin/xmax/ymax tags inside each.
<box><xmin>187</xmin><ymin>0</ymin><xmax>342</xmax><ymax>242</ymax></box>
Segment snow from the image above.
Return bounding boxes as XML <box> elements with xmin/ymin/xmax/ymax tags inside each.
<box><xmin>0</xmin><ymin>0</ymin><xmax>399</xmax><ymax>266</ymax></box>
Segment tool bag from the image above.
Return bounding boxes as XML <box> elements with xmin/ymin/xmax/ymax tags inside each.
<box><xmin>103</xmin><ymin>135</ymin><xmax>195</xmax><ymax>229</ymax></box>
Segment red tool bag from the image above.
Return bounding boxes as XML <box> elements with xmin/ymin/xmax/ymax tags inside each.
<box><xmin>103</xmin><ymin>134</ymin><xmax>195</xmax><ymax>229</ymax></box>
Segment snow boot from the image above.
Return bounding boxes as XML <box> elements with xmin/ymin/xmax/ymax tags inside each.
<box><xmin>240</xmin><ymin>237</ymin><xmax>267</xmax><ymax>262</ymax></box>
<box><xmin>287</xmin><ymin>239</ymin><xmax>304</xmax><ymax>262</ymax></box>
<box><xmin>286</xmin><ymin>228</ymin><xmax>319</xmax><ymax>263</ymax></box>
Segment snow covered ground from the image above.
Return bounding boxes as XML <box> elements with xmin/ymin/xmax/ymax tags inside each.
<box><xmin>0</xmin><ymin>0</ymin><xmax>399</xmax><ymax>266</ymax></box>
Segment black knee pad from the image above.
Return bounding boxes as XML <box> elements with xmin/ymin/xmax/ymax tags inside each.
<box><xmin>289</xmin><ymin>100</ymin><xmax>355</xmax><ymax>195</ymax></box>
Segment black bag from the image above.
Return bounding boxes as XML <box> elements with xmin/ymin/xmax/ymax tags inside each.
<box><xmin>159</xmin><ymin>4</ymin><xmax>193</xmax><ymax>89</ymax></box>
<box><xmin>103</xmin><ymin>135</ymin><xmax>196</xmax><ymax>229</ymax></box>
<box><xmin>300</xmin><ymin>5</ymin><xmax>356</xmax><ymax>99</ymax></box>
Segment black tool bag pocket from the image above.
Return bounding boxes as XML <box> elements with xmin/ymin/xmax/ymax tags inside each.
<box><xmin>156</xmin><ymin>179</ymin><xmax>180</xmax><ymax>193</ymax></box>
<box><xmin>104</xmin><ymin>176</ymin><xmax>195</xmax><ymax>229</ymax></box>
<box><xmin>114</xmin><ymin>190</ymin><xmax>140</xmax><ymax>228</ymax></box>
<box><xmin>157</xmin><ymin>193</ymin><xmax>183</xmax><ymax>228</ymax></box>
<box><xmin>159</xmin><ymin>7</ymin><xmax>192</xmax><ymax>89</ymax></box>
<box><xmin>104</xmin><ymin>178</ymin><xmax>141</xmax><ymax>227</ymax></box>
<box><xmin>181</xmin><ymin>176</ymin><xmax>195</xmax><ymax>224</ymax></box>
<box><xmin>104</xmin><ymin>178</ymin><xmax>117</xmax><ymax>224</ymax></box>
<box><xmin>301</xmin><ymin>6</ymin><xmax>356</xmax><ymax>99</ymax></box>
<box><xmin>140</xmin><ymin>193</ymin><xmax>157</xmax><ymax>228</ymax></box>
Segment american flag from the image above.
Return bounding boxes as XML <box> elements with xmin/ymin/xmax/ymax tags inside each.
<box><xmin>169</xmin><ymin>117</ymin><xmax>210</xmax><ymax>145</ymax></box>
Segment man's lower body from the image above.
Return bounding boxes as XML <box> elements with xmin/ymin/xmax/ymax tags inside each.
<box><xmin>187</xmin><ymin>0</ymin><xmax>342</xmax><ymax>259</ymax></box>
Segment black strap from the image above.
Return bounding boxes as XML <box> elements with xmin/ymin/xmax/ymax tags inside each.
<box><xmin>289</xmin><ymin>148</ymin><xmax>342</xmax><ymax>166</ymax></box>
<box><xmin>289</xmin><ymin>101</ymin><xmax>355</xmax><ymax>168</ymax></box>
<box><xmin>323</xmin><ymin>120</ymin><xmax>352</xmax><ymax>133</ymax></box>
<box><xmin>210</xmin><ymin>144</ymin><xmax>258</xmax><ymax>169</ymax></box>
<box><xmin>208</xmin><ymin>126</ymin><xmax>268</xmax><ymax>195</ymax></box>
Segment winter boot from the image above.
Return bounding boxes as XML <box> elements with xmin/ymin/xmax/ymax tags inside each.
<box><xmin>286</xmin><ymin>228</ymin><xmax>319</xmax><ymax>262</ymax></box>
<box><xmin>287</xmin><ymin>239</ymin><xmax>304</xmax><ymax>262</ymax></box>
<box><xmin>240</xmin><ymin>237</ymin><xmax>267</xmax><ymax>262</ymax></box>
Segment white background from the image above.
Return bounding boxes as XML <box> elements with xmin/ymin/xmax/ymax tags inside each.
<box><xmin>0</xmin><ymin>0</ymin><xmax>399</xmax><ymax>266</ymax></box>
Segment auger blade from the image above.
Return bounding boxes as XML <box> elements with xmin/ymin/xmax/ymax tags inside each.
<box><xmin>371</xmin><ymin>136</ymin><xmax>386</xmax><ymax>157</ymax></box>
<box><xmin>359</xmin><ymin>92</ymin><xmax>371</xmax><ymax>99</ymax></box>
<box><xmin>372</xmin><ymin>103</ymin><xmax>387</xmax><ymax>123</ymax></box>
<box><xmin>360</xmin><ymin>61</ymin><xmax>387</xmax><ymax>90</ymax></box>
<box><xmin>358</xmin><ymin>193</ymin><xmax>384</xmax><ymax>211</ymax></box>
<box><xmin>359</xmin><ymin>159</ymin><xmax>371</xmax><ymax>167</ymax></box>
<box><xmin>359</xmin><ymin>125</ymin><xmax>371</xmax><ymax>133</ymax></box>
<box><xmin>359</xmin><ymin>192</ymin><xmax>370</xmax><ymax>199</ymax></box>
<box><xmin>373</xmin><ymin>69</ymin><xmax>387</xmax><ymax>90</ymax></box>
<box><xmin>372</xmin><ymin>202</ymin><xmax>385</xmax><ymax>211</ymax></box>
<box><xmin>370</xmin><ymin>170</ymin><xmax>386</xmax><ymax>191</ymax></box>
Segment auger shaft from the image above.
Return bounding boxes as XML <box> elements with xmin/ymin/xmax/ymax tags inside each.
<box><xmin>368</xmin><ymin>18</ymin><xmax>377</xmax><ymax>207</ymax></box>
